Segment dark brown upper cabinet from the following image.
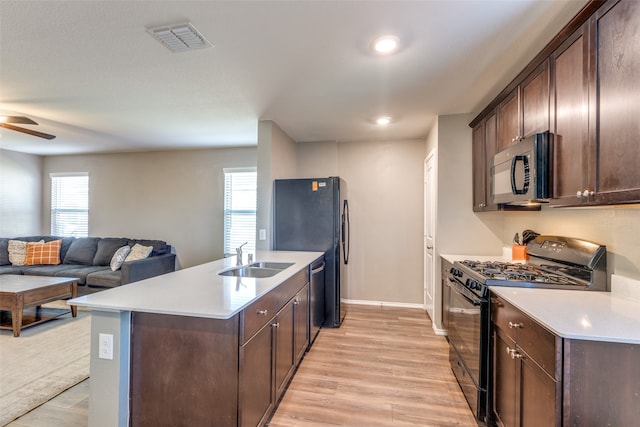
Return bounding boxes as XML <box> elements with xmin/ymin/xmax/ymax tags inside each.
<box><xmin>550</xmin><ymin>24</ymin><xmax>591</xmax><ymax>205</ymax></box>
<box><xmin>472</xmin><ymin>111</ymin><xmax>498</xmax><ymax>211</ymax></box>
<box><xmin>551</xmin><ymin>0</ymin><xmax>640</xmax><ymax>206</ymax></box>
<box><xmin>497</xmin><ymin>62</ymin><xmax>550</xmax><ymax>152</ymax></box>
<box><xmin>471</xmin><ymin>0</ymin><xmax>639</xmax><ymax>208</ymax></box>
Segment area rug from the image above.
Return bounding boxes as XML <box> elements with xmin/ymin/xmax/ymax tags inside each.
<box><xmin>0</xmin><ymin>301</ymin><xmax>91</xmax><ymax>426</ymax></box>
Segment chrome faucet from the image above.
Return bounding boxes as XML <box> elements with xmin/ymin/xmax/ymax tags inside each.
<box><xmin>236</xmin><ymin>242</ymin><xmax>248</xmax><ymax>266</ymax></box>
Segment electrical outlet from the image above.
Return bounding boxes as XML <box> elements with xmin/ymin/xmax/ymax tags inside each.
<box><xmin>98</xmin><ymin>333</ymin><xmax>114</xmax><ymax>360</ymax></box>
<box><xmin>259</xmin><ymin>229</ymin><xmax>267</xmax><ymax>241</ymax></box>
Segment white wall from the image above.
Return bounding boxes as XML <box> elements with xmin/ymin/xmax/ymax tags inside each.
<box><xmin>502</xmin><ymin>206</ymin><xmax>640</xmax><ymax>281</ymax></box>
<box><xmin>256</xmin><ymin>120</ymin><xmax>298</xmax><ymax>250</ymax></box>
<box><xmin>428</xmin><ymin>114</ymin><xmax>505</xmax><ymax>330</ymax></box>
<box><xmin>43</xmin><ymin>148</ymin><xmax>256</xmax><ymax>268</ymax></box>
<box><xmin>297</xmin><ymin>141</ymin><xmax>339</xmax><ymax>177</ymax></box>
<box><xmin>297</xmin><ymin>138</ymin><xmax>427</xmax><ymax>305</ymax></box>
<box><xmin>0</xmin><ymin>149</ymin><xmax>42</xmax><ymax>236</ymax></box>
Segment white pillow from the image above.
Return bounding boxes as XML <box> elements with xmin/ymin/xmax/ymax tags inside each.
<box><xmin>124</xmin><ymin>243</ymin><xmax>153</xmax><ymax>262</ymax></box>
<box><xmin>8</xmin><ymin>240</ymin><xmax>44</xmax><ymax>266</ymax></box>
<box><xmin>110</xmin><ymin>245</ymin><xmax>131</xmax><ymax>271</ymax></box>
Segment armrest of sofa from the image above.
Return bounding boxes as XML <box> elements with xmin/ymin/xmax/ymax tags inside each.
<box><xmin>120</xmin><ymin>253</ymin><xmax>176</xmax><ymax>285</ymax></box>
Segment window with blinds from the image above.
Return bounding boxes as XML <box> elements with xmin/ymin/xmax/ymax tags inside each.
<box><xmin>50</xmin><ymin>173</ymin><xmax>89</xmax><ymax>237</ymax></box>
<box><xmin>223</xmin><ymin>168</ymin><xmax>257</xmax><ymax>257</ymax></box>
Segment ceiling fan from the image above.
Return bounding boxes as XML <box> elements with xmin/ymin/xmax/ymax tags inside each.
<box><xmin>0</xmin><ymin>115</ymin><xmax>56</xmax><ymax>140</ymax></box>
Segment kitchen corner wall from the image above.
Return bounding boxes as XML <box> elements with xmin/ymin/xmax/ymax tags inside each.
<box><xmin>427</xmin><ymin>113</ymin><xmax>506</xmax><ymax>330</ymax></box>
<box><xmin>502</xmin><ymin>206</ymin><xmax>640</xmax><ymax>281</ymax></box>
<box><xmin>0</xmin><ymin>149</ymin><xmax>43</xmax><ymax>236</ymax></box>
<box><xmin>256</xmin><ymin>120</ymin><xmax>298</xmax><ymax>251</ymax></box>
<box><xmin>298</xmin><ymin>138</ymin><xmax>427</xmax><ymax>306</ymax></box>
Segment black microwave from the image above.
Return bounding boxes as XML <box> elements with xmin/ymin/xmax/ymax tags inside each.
<box><xmin>491</xmin><ymin>132</ymin><xmax>552</xmax><ymax>205</ymax></box>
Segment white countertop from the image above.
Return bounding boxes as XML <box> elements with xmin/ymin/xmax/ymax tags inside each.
<box><xmin>442</xmin><ymin>254</ymin><xmax>640</xmax><ymax>344</ymax></box>
<box><xmin>490</xmin><ymin>286</ymin><xmax>640</xmax><ymax>344</ymax></box>
<box><xmin>69</xmin><ymin>250</ymin><xmax>323</xmax><ymax>319</ymax></box>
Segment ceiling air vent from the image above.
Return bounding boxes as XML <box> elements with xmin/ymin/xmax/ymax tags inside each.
<box><xmin>147</xmin><ymin>23</ymin><xmax>211</xmax><ymax>53</ymax></box>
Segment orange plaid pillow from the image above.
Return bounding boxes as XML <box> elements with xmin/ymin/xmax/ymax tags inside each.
<box><xmin>24</xmin><ymin>240</ymin><xmax>62</xmax><ymax>265</ymax></box>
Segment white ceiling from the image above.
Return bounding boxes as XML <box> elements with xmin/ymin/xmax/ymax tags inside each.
<box><xmin>0</xmin><ymin>0</ymin><xmax>587</xmax><ymax>156</ymax></box>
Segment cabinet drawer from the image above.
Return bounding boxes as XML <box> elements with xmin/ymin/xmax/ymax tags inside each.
<box><xmin>240</xmin><ymin>292</ymin><xmax>275</xmax><ymax>344</ymax></box>
<box><xmin>491</xmin><ymin>295</ymin><xmax>523</xmax><ymax>342</ymax></box>
<box><xmin>492</xmin><ymin>294</ymin><xmax>558</xmax><ymax>379</ymax></box>
<box><xmin>517</xmin><ymin>315</ymin><xmax>558</xmax><ymax>379</ymax></box>
<box><xmin>272</xmin><ymin>269</ymin><xmax>308</xmax><ymax>312</ymax></box>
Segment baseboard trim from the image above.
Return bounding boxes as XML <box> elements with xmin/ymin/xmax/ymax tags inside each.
<box><xmin>432</xmin><ymin>326</ymin><xmax>448</xmax><ymax>336</ymax></box>
<box><xmin>342</xmin><ymin>299</ymin><xmax>425</xmax><ymax>310</ymax></box>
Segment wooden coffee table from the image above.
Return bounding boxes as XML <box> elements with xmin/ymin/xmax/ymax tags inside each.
<box><xmin>0</xmin><ymin>275</ymin><xmax>78</xmax><ymax>337</ymax></box>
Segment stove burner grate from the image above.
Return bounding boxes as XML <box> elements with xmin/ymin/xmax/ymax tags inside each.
<box><xmin>461</xmin><ymin>260</ymin><xmax>586</xmax><ymax>286</ymax></box>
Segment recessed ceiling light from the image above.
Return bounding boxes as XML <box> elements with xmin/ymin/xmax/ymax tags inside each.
<box><xmin>376</xmin><ymin>116</ymin><xmax>392</xmax><ymax>125</ymax></box>
<box><xmin>372</xmin><ymin>35</ymin><xmax>400</xmax><ymax>54</ymax></box>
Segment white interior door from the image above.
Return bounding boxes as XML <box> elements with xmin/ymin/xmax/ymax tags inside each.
<box><xmin>424</xmin><ymin>152</ymin><xmax>436</xmax><ymax>319</ymax></box>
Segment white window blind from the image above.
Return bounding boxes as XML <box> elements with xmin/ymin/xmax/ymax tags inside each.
<box><xmin>223</xmin><ymin>168</ymin><xmax>257</xmax><ymax>257</ymax></box>
<box><xmin>50</xmin><ymin>173</ymin><xmax>89</xmax><ymax>237</ymax></box>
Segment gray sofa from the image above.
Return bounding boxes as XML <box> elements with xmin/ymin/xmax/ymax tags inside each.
<box><xmin>0</xmin><ymin>235</ymin><xmax>176</xmax><ymax>295</ymax></box>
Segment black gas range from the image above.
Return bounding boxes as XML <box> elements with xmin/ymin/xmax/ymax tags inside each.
<box><xmin>444</xmin><ymin>235</ymin><xmax>607</xmax><ymax>426</ymax></box>
<box><xmin>452</xmin><ymin>235</ymin><xmax>608</xmax><ymax>299</ymax></box>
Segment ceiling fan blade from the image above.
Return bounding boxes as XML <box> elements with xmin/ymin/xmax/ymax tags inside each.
<box><xmin>1</xmin><ymin>116</ymin><xmax>38</xmax><ymax>125</ymax></box>
<box><xmin>0</xmin><ymin>123</ymin><xmax>56</xmax><ymax>140</ymax></box>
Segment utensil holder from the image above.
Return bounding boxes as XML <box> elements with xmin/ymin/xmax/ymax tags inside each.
<box><xmin>512</xmin><ymin>245</ymin><xmax>528</xmax><ymax>261</ymax></box>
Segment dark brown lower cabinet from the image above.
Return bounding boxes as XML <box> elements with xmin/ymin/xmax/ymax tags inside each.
<box><xmin>130</xmin><ymin>270</ymin><xmax>311</xmax><ymax>427</ymax></box>
<box><xmin>293</xmin><ymin>286</ymin><xmax>310</xmax><ymax>365</ymax></box>
<box><xmin>274</xmin><ymin>301</ymin><xmax>295</xmax><ymax>398</ymax></box>
<box><xmin>493</xmin><ymin>329</ymin><xmax>558</xmax><ymax>427</ymax></box>
<box><xmin>563</xmin><ymin>339</ymin><xmax>640</xmax><ymax>426</ymax></box>
<box><xmin>492</xmin><ymin>295</ymin><xmax>561</xmax><ymax>427</ymax></box>
<box><xmin>242</xmin><ymin>283</ymin><xmax>309</xmax><ymax>427</ymax></box>
<box><xmin>239</xmin><ymin>322</ymin><xmax>274</xmax><ymax>427</ymax></box>
<box><xmin>492</xmin><ymin>293</ymin><xmax>640</xmax><ymax>427</ymax></box>
<box><xmin>130</xmin><ymin>313</ymin><xmax>239</xmax><ymax>427</ymax></box>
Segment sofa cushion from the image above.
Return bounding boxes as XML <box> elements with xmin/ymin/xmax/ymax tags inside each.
<box><xmin>86</xmin><ymin>270</ymin><xmax>122</xmax><ymax>288</ymax></box>
<box><xmin>110</xmin><ymin>246</ymin><xmax>131</xmax><ymax>271</ymax></box>
<box><xmin>0</xmin><ymin>265</ymin><xmax>25</xmax><ymax>275</ymax></box>
<box><xmin>128</xmin><ymin>239</ymin><xmax>168</xmax><ymax>256</ymax></box>
<box><xmin>22</xmin><ymin>264</ymin><xmax>79</xmax><ymax>277</ymax></box>
<box><xmin>93</xmin><ymin>238</ymin><xmax>129</xmax><ymax>266</ymax></box>
<box><xmin>51</xmin><ymin>236</ymin><xmax>75</xmax><ymax>261</ymax></box>
<box><xmin>63</xmin><ymin>237</ymin><xmax>100</xmax><ymax>265</ymax></box>
<box><xmin>8</xmin><ymin>240</ymin><xmax>41</xmax><ymax>266</ymax></box>
<box><xmin>0</xmin><ymin>238</ymin><xmax>9</xmax><ymax>266</ymax></box>
<box><xmin>125</xmin><ymin>243</ymin><xmax>153</xmax><ymax>262</ymax></box>
<box><xmin>24</xmin><ymin>240</ymin><xmax>62</xmax><ymax>265</ymax></box>
<box><xmin>52</xmin><ymin>265</ymin><xmax>110</xmax><ymax>285</ymax></box>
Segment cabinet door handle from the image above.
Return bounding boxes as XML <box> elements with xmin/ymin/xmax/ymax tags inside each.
<box><xmin>577</xmin><ymin>189</ymin><xmax>595</xmax><ymax>198</ymax></box>
<box><xmin>256</xmin><ymin>309</ymin><xmax>268</xmax><ymax>316</ymax></box>
<box><xmin>293</xmin><ymin>298</ymin><xmax>300</xmax><ymax>305</ymax></box>
<box><xmin>506</xmin><ymin>346</ymin><xmax>523</xmax><ymax>359</ymax></box>
<box><xmin>271</xmin><ymin>322</ymin><xmax>280</xmax><ymax>328</ymax></box>
<box><xmin>508</xmin><ymin>321</ymin><xmax>523</xmax><ymax>329</ymax></box>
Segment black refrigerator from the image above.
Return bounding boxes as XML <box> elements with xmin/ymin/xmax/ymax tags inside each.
<box><xmin>273</xmin><ymin>177</ymin><xmax>349</xmax><ymax>328</ymax></box>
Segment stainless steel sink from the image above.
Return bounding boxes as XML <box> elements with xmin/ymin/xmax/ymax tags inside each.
<box><xmin>218</xmin><ymin>261</ymin><xmax>294</xmax><ymax>278</ymax></box>
<box><xmin>247</xmin><ymin>261</ymin><xmax>294</xmax><ymax>270</ymax></box>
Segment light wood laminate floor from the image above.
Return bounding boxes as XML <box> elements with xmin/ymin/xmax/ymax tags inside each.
<box><xmin>267</xmin><ymin>304</ymin><xmax>477</xmax><ymax>426</ymax></box>
<box><xmin>9</xmin><ymin>304</ymin><xmax>476</xmax><ymax>426</ymax></box>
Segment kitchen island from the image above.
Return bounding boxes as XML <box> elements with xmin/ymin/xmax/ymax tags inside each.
<box><xmin>69</xmin><ymin>250</ymin><xmax>323</xmax><ymax>427</ymax></box>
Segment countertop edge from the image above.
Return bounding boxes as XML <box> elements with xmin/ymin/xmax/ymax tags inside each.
<box><xmin>489</xmin><ymin>286</ymin><xmax>640</xmax><ymax>345</ymax></box>
<box><xmin>68</xmin><ymin>250</ymin><xmax>324</xmax><ymax>319</ymax></box>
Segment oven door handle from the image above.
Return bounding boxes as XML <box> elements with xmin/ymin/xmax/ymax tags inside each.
<box><xmin>447</xmin><ymin>278</ymin><xmax>482</xmax><ymax>306</ymax></box>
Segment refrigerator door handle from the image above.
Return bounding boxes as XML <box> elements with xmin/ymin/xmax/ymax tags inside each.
<box><xmin>342</xmin><ymin>199</ymin><xmax>350</xmax><ymax>264</ymax></box>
